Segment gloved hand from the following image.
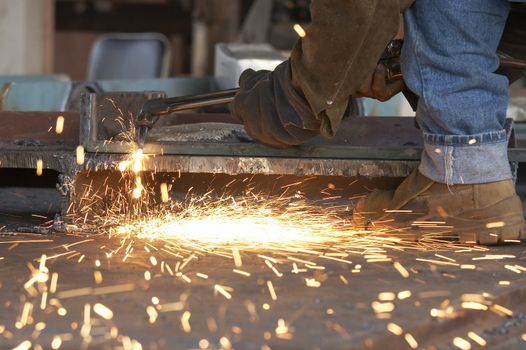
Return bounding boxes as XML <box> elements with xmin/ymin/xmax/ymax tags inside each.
<box><xmin>231</xmin><ymin>61</ymin><xmax>321</xmax><ymax>148</ymax></box>
<box><xmin>353</xmin><ymin>63</ymin><xmax>406</xmax><ymax>102</ymax></box>
<box><xmin>290</xmin><ymin>0</ymin><xmax>412</xmax><ymax>137</ymax></box>
<box><xmin>232</xmin><ymin>0</ymin><xmax>414</xmax><ymax>147</ymax></box>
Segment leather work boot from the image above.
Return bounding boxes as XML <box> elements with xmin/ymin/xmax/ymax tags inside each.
<box><xmin>352</xmin><ymin>169</ymin><xmax>526</xmax><ymax>245</ymax></box>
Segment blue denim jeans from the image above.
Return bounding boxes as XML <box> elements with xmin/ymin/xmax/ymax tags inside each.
<box><xmin>402</xmin><ymin>0</ymin><xmax>512</xmax><ymax>185</ymax></box>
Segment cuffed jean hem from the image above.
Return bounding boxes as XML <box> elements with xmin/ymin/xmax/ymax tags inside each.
<box><xmin>419</xmin><ymin>131</ymin><xmax>513</xmax><ymax>185</ymax></box>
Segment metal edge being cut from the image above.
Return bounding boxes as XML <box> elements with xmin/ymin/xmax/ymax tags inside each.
<box><xmin>81</xmin><ymin>153</ymin><xmax>420</xmax><ymax>178</ymax></box>
<box><xmin>0</xmin><ymin>148</ymin><xmax>418</xmax><ymax>178</ymax></box>
<box><xmin>0</xmin><ymin>148</ymin><xmax>418</xmax><ymax>217</ymax></box>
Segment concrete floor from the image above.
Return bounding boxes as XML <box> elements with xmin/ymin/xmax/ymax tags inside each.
<box><xmin>0</xmin><ymin>167</ymin><xmax>526</xmax><ymax>350</ymax></box>
<box><xmin>0</xmin><ymin>223</ymin><xmax>525</xmax><ymax>350</ymax></box>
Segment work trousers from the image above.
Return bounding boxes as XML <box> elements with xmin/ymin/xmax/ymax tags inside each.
<box><xmin>402</xmin><ymin>0</ymin><xmax>513</xmax><ymax>184</ymax></box>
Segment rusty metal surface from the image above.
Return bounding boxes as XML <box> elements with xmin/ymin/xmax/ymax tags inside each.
<box><xmin>0</xmin><ymin>152</ymin><xmax>419</xmax><ymax>184</ymax></box>
<box><xmin>138</xmin><ymin>155</ymin><xmax>419</xmax><ymax>178</ymax></box>
<box><xmin>280</xmin><ymin>116</ymin><xmax>422</xmax><ymax>148</ymax></box>
<box><xmin>0</xmin><ymin>112</ymin><xmax>79</xmax><ymax>147</ymax></box>
<box><xmin>80</xmin><ymin>90</ymin><xmax>426</xmax><ymax>163</ymax></box>
<box><xmin>0</xmin><ymin>147</ymin><xmax>419</xmax><ymax>179</ymax></box>
<box><xmin>79</xmin><ymin>91</ymin><xmax>526</xmax><ymax>163</ymax></box>
<box><xmin>0</xmin><ymin>151</ymin><xmax>78</xmax><ymax>176</ymax></box>
<box><xmin>81</xmin><ymin>153</ymin><xmax>419</xmax><ymax>178</ymax></box>
<box><xmin>0</xmin><ymin>105</ymin><xmax>422</xmax><ymax>178</ymax></box>
<box><xmin>80</xmin><ymin>91</ymin><xmax>166</xmax><ymax>150</ymax></box>
<box><xmin>81</xmin><ymin>90</ymin><xmax>424</xmax><ymax>154</ymax></box>
<box><xmin>0</xmin><ymin>104</ymin><xmax>523</xmax><ymax>179</ymax></box>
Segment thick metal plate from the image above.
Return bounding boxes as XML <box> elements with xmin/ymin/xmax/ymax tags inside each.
<box><xmin>80</xmin><ymin>91</ymin><xmax>166</xmax><ymax>152</ymax></box>
<box><xmin>0</xmin><ymin>111</ymin><xmax>79</xmax><ymax>147</ymax></box>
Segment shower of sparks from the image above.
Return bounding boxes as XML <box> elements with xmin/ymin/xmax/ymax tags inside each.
<box><xmin>387</xmin><ymin>322</ymin><xmax>403</xmax><ymax>336</ymax></box>
<box><xmin>30</xmin><ymin>143</ymin><xmax>519</xmax><ymax>348</ymax></box>
<box><xmin>97</xmin><ymin>159</ymin><xmax>483</xmax><ymax>254</ymax></box>
<box><xmin>76</xmin><ymin>145</ymin><xmax>85</xmax><ymax>165</ymax></box>
<box><xmin>112</xmin><ymin>200</ymin><xmax>349</xmax><ymax>248</ymax></box>
<box><xmin>93</xmin><ymin>303</ymin><xmax>113</xmax><ymax>320</ymax></box>
<box><xmin>36</xmin><ymin>159</ymin><xmax>43</xmax><ymax>176</ymax></box>
<box><xmin>160</xmin><ymin>183</ymin><xmax>170</xmax><ymax>203</ymax></box>
<box><xmin>0</xmin><ymin>117</ymin><xmax>524</xmax><ymax>349</ymax></box>
<box><xmin>404</xmin><ymin>333</ymin><xmax>418</xmax><ymax>349</ymax></box>
<box><xmin>267</xmin><ymin>281</ymin><xmax>277</xmax><ymax>301</ymax></box>
<box><xmin>468</xmin><ymin>332</ymin><xmax>487</xmax><ymax>346</ymax></box>
<box><xmin>55</xmin><ymin>116</ymin><xmax>64</xmax><ymax>135</ymax></box>
<box><xmin>453</xmin><ymin>336</ymin><xmax>471</xmax><ymax>350</ymax></box>
<box><xmin>293</xmin><ymin>24</ymin><xmax>306</xmax><ymax>38</ymax></box>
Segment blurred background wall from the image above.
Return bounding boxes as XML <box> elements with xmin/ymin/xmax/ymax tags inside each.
<box><xmin>0</xmin><ymin>0</ymin><xmax>55</xmax><ymax>74</ymax></box>
<box><xmin>0</xmin><ymin>0</ymin><xmax>309</xmax><ymax>79</ymax></box>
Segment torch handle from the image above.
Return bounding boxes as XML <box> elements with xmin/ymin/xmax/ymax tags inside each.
<box><xmin>140</xmin><ymin>88</ymin><xmax>239</xmax><ymax>118</ymax></box>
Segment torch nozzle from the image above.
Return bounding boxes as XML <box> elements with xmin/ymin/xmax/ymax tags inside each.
<box><xmin>136</xmin><ymin>126</ymin><xmax>149</xmax><ymax>150</ymax></box>
<box><xmin>134</xmin><ymin>88</ymin><xmax>239</xmax><ymax>150</ymax></box>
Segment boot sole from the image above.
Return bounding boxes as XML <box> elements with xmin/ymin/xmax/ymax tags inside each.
<box><xmin>426</xmin><ymin>197</ymin><xmax>526</xmax><ymax>245</ymax></box>
<box><xmin>354</xmin><ymin>195</ymin><xmax>526</xmax><ymax>246</ymax></box>
<box><xmin>370</xmin><ymin>216</ymin><xmax>526</xmax><ymax>246</ymax></box>
<box><xmin>457</xmin><ymin>221</ymin><xmax>526</xmax><ymax>245</ymax></box>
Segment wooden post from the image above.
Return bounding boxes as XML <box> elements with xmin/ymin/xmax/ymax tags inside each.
<box><xmin>191</xmin><ymin>0</ymin><xmax>241</xmax><ymax>76</ymax></box>
<box><xmin>0</xmin><ymin>0</ymin><xmax>55</xmax><ymax>74</ymax></box>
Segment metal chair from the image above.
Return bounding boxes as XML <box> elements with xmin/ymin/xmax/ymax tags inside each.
<box><xmin>87</xmin><ymin>33</ymin><xmax>171</xmax><ymax>81</ymax></box>
<box><xmin>0</xmin><ymin>81</ymin><xmax>73</xmax><ymax>112</ymax></box>
<box><xmin>0</xmin><ymin>74</ymin><xmax>69</xmax><ymax>86</ymax></box>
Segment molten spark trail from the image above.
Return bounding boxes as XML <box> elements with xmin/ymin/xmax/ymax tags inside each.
<box><xmin>111</xmin><ymin>197</ymin><xmax>350</xmax><ymax>248</ymax></box>
<box><xmin>1</xmin><ymin>115</ymin><xmax>523</xmax><ymax>349</ymax></box>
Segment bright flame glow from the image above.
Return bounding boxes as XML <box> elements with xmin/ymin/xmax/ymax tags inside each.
<box><xmin>111</xmin><ymin>197</ymin><xmax>352</xmax><ymax>249</ymax></box>
<box><xmin>132</xmin><ymin>149</ymin><xmax>144</xmax><ymax>174</ymax></box>
<box><xmin>36</xmin><ymin>159</ymin><xmax>43</xmax><ymax>176</ymax></box>
<box><xmin>76</xmin><ymin>145</ymin><xmax>85</xmax><ymax>165</ymax></box>
<box><xmin>103</xmin><ymin>186</ymin><xmax>481</xmax><ymax>254</ymax></box>
<box><xmin>132</xmin><ymin>177</ymin><xmax>144</xmax><ymax>199</ymax></box>
<box><xmin>293</xmin><ymin>24</ymin><xmax>306</xmax><ymax>38</ymax></box>
<box><xmin>55</xmin><ymin>116</ymin><xmax>64</xmax><ymax>134</ymax></box>
<box><xmin>118</xmin><ymin>149</ymin><xmax>147</xmax><ymax>199</ymax></box>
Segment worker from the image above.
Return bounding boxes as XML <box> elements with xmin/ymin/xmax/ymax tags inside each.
<box><xmin>231</xmin><ymin>0</ymin><xmax>526</xmax><ymax>245</ymax></box>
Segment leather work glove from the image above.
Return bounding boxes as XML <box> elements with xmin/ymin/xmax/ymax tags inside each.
<box><xmin>353</xmin><ymin>63</ymin><xmax>406</xmax><ymax>102</ymax></box>
<box><xmin>232</xmin><ymin>0</ymin><xmax>415</xmax><ymax>148</ymax></box>
<box><xmin>231</xmin><ymin>61</ymin><xmax>321</xmax><ymax>148</ymax></box>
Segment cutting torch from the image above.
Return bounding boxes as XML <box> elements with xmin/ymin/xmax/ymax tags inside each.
<box><xmin>135</xmin><ymin>88</ymin><xmax>239</xmax><ymax>149</ymax></box>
